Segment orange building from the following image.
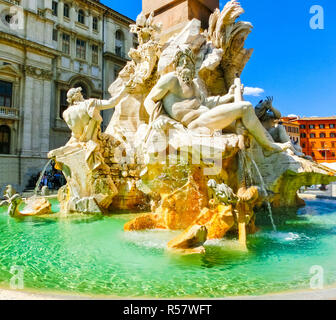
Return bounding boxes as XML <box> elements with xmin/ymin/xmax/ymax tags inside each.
<box><xmin>280</xmin><ymin>116</ymin><xmax>300</xmax><ymax>145</ymax></box>
<box><xmin>295</xmin><ymin>117</ymin><xmax>336</xmax><ymax>163</ymax></box>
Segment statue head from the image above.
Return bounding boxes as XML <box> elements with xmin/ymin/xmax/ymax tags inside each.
<box><xmin>67</xmin><ymin>87</ymin><xmax>84</xmax><ymax>105</ymax></box>
<box><xmin>174</xmin><ymin>46</ymin><xmax>195</xmax><ymax>85</ymax></box>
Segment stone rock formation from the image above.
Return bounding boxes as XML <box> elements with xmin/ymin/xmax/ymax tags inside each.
<box><xmin>167</xmin><ymin>225</ymin><xmax>208</xmax><ymax>254</ymax></box>
<box><xmin>20</xmin><ymin>197</ymin><xmax>52</xmax><ymax>216</ymax></box>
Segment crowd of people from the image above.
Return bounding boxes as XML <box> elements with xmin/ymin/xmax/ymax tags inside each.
<box><xmin>39</xmin><ymin>170</ymin><xmax>66</xmax><ymax>190</ymax></box>
<box><xmin>26</xmin><ymin>161</ymin><xmax>66</xmax><ymax>191</ymax></box>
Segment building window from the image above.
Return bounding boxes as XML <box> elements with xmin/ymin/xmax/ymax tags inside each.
<box><xmin>309</xmin><ymin>124</ymin><xmax>315</xmax><ymax>129</ymax></box>
<box><xmin>330</xmin><ymin>133</ymin><xmax>336</xmax><ymax>138</ymax></box>
<box><xmin>0</xmin><ymin>80</ymin><xmax>12</xmax><ymax>107</ymax></box>
<box><xmin>321</xmin><ymin>151</ymin><xmax>326</xmax><ymax>158</ymax></box>
<box><xmin>302</xmin><ymin>143</ymin><xmax>306</xmax><ymax>148</ymax></box>
<box><xmin>91</xmin><ymin>45</ymin><xmax>98</xmax><ymax>65</ymax></box>
<box><xmin>330</xmin><ymin>124</ymin><xmax>335</xmax><ymax>129</ymax></box>
<box><xmin>52</xmin><ymin>29</ymin><xmax>58</xmax><ymax>41</ymax></box>
<box><xmin>78</xmin><ymin>9</ymin><xmax>85</xmax><ymax>24</ymax></box>
<box><xmin>300</xmin><ymin>133</ymin><xmax>306</xmax><ymax>138</ymax></box>
<box><xmin>311</xmin><ymin>142</ymin><xmax>315</xmax><ymax>148</ymax></box>
<box><xmin>319</xmin><ymin>124</ymin><xmax>325</xmax><ymax>129</ymax></box>
<box><xmin>59</xmin><ymin>89</ymin><xmax>67</xmax><ymax>119</ymax></box>
<box><xmin>76</xmin><ymin>39</ymin><xmax>86</xmax><ymax>59</ymax></box>
<box><xmin>93</xmin><ymin>17</ymin><xmax>98</xmax><ymax>31</ymax></box>
<box><xmin>320</xmin><ymin>132</ymin><xmax>326</xmax><ymax>138</ymax></box>
<box><xmin>114</xmin><ymin>66</ymin><xmax>121</xmax><ymax>80</ymax></box>
<box><xmin>62</xmin><ymin>33</ymin><xmax>70</xmax><ymax>54</ymax></box>
<box><xmin>312</xmin><ymin>152</ymin><xmax>315</xmax><ymax>157</ymax></box>
<box><xmin>300</xmin><ymin>125</ymin><xmax>306</xmax><ymax>129</ymax></box>
<box><xmin>332</xmin><ymin>142</ymin><xmax>336</xmax><ymax>148</ymax></box>
<box><xmin>0</xmin><ymin>125</ymin><xmax>10</xmax><ymax>154</ymax></box>
<box><xmin>64</xmin><ymin>3</ymin><xmax>69</xmax><ymax>18</ymax></box>
<box><xmin>52</xmin><ymin>1</ymin><xmax>58</xmax><ymax>16</ymax></box>
<box><xmin>115</xmin><ymin>30</ymin><xmax>124</xmax><ymax>58</ymax></box>
<box><xmin>321</xmin><ymin>142</ymin><xmax>325</xmax><ymax>148</ymax></box>
<box><xmin>310</xmin><ymin>133</ymin><xmax>316</xmax><ymax>138</ymax></box>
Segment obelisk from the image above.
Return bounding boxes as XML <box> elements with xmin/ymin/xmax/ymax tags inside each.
<box><xmin>142</xmin><ymin>0</ymin><xmax>219</xmax><ymax>41</ymax></box>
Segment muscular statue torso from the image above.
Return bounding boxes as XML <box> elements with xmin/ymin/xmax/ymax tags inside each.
<box><xmin>63</xmin><ymin>103</ymin><xmax>92</xmax><ymax>140</ymax></box>
<box><xmin>156</xmin><ymin>73</ymin><xmax>209</xmax><ymax>126</ymax></box>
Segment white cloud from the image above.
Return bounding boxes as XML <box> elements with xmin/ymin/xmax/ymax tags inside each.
<box><xmin>287</xmin><ymin>114</ymin><xmax>298</xmax><ymax>117</ymax></box>
<box><xmin>243</xmin><ymin>87</ymin><xmax>265</xmax><ymax>97</ymax></box>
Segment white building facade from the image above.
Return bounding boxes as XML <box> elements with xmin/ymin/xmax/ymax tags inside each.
<box><xmin>0</xmin><ymin>0</ymin><xmax>134</xmax><ymax>192</ymax></box>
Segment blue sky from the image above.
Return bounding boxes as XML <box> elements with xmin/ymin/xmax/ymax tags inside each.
<box><xmin>102</xmin><ymin>0</ymin><xmax>336</xmax><ymax>117</ymax></box>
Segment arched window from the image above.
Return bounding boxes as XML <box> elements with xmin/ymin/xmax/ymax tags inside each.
<box><xmin>115</xmin><ymin>30</ymin><xmax>124</xmax><ymax>57</ymax></box>
<box><xmin>78</xmin><ymin>9</ymin><xmax>85</xmax><ymax>24</ymax></box>
<box><xmin>0</xmin><ymin>125</ymin><xmax>10</xmax><ymax>154</ymax></box>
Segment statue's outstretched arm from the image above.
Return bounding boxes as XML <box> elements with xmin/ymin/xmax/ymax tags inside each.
<box><xmin>96</xmin><ymin>86</ymin><xmax>128</xmax><ymax>111</ymax></box>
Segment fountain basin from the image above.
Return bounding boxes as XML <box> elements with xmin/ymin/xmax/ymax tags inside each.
<box><xmin>0</xmin><ymin>198</ymin><xmax>336</xmax><ymax>298</ymax></box>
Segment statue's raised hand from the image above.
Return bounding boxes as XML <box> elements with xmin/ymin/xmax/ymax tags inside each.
<box><xmin>152</xmin><ymin>117</ymin><xmax>170</xmax><ymax>131</ymax></box>
<box><xmin>228</xmin><ymin>84</ymin><xmax>237</xmax><ymax>95</ymax></box>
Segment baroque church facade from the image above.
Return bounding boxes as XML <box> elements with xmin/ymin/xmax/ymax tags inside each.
<box><xmin>0</xmin><ymin>0</ymin><xmax>135</xmax><ymax>192</ymax></box>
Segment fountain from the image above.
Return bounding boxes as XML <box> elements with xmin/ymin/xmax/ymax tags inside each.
<box><xmin>0</xmin><ymin>0</ymin><xmax>336</xmax><ymax>298</ymax></box>
<box><xmin>43</xmin><ymin>1</ymin><xmax>336</xmax><ymax>251</ymax></box>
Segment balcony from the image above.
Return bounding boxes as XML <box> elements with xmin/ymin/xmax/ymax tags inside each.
<box><xmin>0</xmin><ymin>106</ymin><xmax>19</xmax><ymax>120</ymax></box>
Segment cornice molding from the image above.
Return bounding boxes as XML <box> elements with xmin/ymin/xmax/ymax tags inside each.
<box><xmin>0</xmin><ymin>31</ymin><xmax>60</xmax><ymax>58</ymax></box>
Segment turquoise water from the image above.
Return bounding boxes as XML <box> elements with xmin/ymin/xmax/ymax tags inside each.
<box><xmin>0</xmin><ymin>199</ymin><xmax>336</xmax><ymax>297</ymax></box>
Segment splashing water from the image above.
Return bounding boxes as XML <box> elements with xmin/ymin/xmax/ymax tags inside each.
<box><xmin>34</xmin><ymin>159</ymin><xmax>52</xmax><ymax>195</ymax></box>
<box><xmin>250</xmin><ymin>159</ymin><xmax>277</xmax><ymax>232</ymax></box>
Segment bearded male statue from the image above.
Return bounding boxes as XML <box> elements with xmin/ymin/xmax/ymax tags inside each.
<box><xmin>144</xmin><ymin>46</ymin><xmax>291</xmax><ymax>154</ymax></box>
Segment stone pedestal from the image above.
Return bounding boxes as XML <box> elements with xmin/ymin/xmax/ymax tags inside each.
<box><xmin>142</xmin><ymin>0</ymin><xmax>219</xmax><ymax>42</ymax></box>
